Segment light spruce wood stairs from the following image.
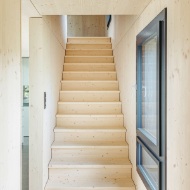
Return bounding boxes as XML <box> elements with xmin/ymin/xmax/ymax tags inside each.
<box><xmin>45</xmin><ymin>37</ymin><xmax>136</xmax><ymax>190</ymax></box>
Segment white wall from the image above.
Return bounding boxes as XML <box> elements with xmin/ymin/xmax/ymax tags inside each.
<box><xmin>108</xmin><ymin>0</ymin><xmax>190</xmax><ymax>189</ymax></box>
<box><xmin>22</xmin><ymin>16</ymin><xmax>30</xmax><ymax>57</ymax></box>
<box><xmin>0</xmin><ymin>0</ymin><xmax>21</xmax><ymax>189</ymax></box>
<box><xmin>29</xmin><ymin>15</ymin><xmax>67</xmax><ymax>190</ymax></box>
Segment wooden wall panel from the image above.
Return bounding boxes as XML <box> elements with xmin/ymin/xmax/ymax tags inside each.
<box><xmin>0</xmin><ymin>0</ymin><xmax>21</xmax><ymax>189</ymax></box>
<box><xmin>43</xmin><ymin>16</ymin><xmax>67</xmax><ymax>48</ymax></box>
<box><xmin>67</xmin><ymin>16</ymin><xmax>105</xmax><ymax>37</ymax></box>
<box><xmin>108</xmin><ymin>16</ymin><xmax>138</xmax><ymax>48</ymax></box>
<box><xmin>29</xmin><ymin>16</ymin><xmax>66</xmax><ymax>190</ymax></box>
<box><xmin>29</xmin><ymin>18</ymin><xmax>44</xmax><ymax>190</ymax></box>
<box><xmin>108</xmin><ymin>0</ymin><xmax>190</xmax><ymax>189</ymax></box>
<box><xmin>22</xmin><ymin>0</ymin><xmax>41</xmax><ymax>57</ymax></box>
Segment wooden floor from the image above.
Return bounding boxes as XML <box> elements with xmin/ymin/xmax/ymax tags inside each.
<box><xmin>45</xmin><ymin>37</ymin><xmax>136</xmax><ymax>190</ymax></box>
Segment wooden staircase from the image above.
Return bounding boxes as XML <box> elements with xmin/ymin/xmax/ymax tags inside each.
<box><xmin>45</xmin><ymin>37</ymin><xmax>136</xmax><ymax>190</ymax></box>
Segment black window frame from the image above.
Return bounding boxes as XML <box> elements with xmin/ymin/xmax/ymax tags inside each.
<box><xmin>137</xmin><ymin>138</ymin><xmax>161</xmax><ymax>190</ymax></box>
<box><xmin>136</xmin><ymin>8</ymin><xmax>167</xmax><ymax>190</ymax></box>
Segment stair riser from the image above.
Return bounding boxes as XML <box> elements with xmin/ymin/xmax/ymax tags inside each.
<box><xmin>61</xmin><ymin>81</ymin><xmax>118</xmax><ymax>91</ymax></box>
<box><xmin>49</xmin><ymin>168</ymin><xmax>131</xmax><ymax>181</ymax></box>
<box><xmin>66</xmin><ymin>44</ymin><xmax>112</xmax><ymax>50</ymax></box>
<box><xmin>46</xmin><ymin>187</ymin><xmax>135</xmax><ymax>190</ymax></box>
<box><xmin>52</xmin><ymin>148</ymin><xmax>129</xmax><ymax>159</ymax></box>
<box><xmin>62</xmin><ymin>72</ymin><xmax>116</xmax><ymax>80</ymax></box>
<box><xmin>58</xmin><ymin>103</ymin><xmax>121</xmax><ymax>114</ymax></box>
<box><xmin>66</xmin><ymin>50</ymin><xmax>113</xmax><ymax>56</ymax></box>
<box><xmin>56</xmin><ymin>116</ymin><xmax>124</xmax><ymax>127</ymax></box>
<box><xmin>65</xmin><ymin>56</ymin><xmax>114</xmax><ymax>63</ymax></box>
<box><xmin>60</xmin><ymin>92</ymin><xmax>120</xmax><ymax>102</ymax></box>
<box><xmin>67</xmin><ymin>38</ymin><xmax>111</xmax><ymax>43</ymax></box>
<box><xmin>63</xmin><ymin>64</ymin><xmax>115</xmax><ymax>71</ymax></box>
<box><xmin>55</xmin><ymin>132</ymin><xmax>125</xmax><ymax>142</ymax></box>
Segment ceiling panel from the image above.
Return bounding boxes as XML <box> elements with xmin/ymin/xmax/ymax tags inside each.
<box><xmin>30</xmin><ymin>0</ymin><xmax>151</xmax><ymax>15</ymax></box>
<box><xmin>23</xmin><ymin>0</ymin><xmax>41</xmax><ymax>17</ymax></box>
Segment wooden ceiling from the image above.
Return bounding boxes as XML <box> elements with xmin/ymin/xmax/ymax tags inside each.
<box><xmin>23</xmin><ymin>0</ymin><xmax>40</xmax><ymax>17</ymax></box>
<box><xmin>30</xmin><ymin>0</ymin><xmax>152</xmax><ymax>15</ymax></box>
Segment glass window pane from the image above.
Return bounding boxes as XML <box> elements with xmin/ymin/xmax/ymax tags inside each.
<box><xmin>141</xmin><ymin>35</ymin><xmax>158</xmax><ymax>145</ymax></box>
<box><xmin>140</xmin><ymin>145</ymin><xmax>159</xmax><ymax>190</ymax></box>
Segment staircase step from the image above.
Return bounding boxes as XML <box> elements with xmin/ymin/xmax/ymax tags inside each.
<box><xmin>54</xmin><ymin>126</ymin><xmax>126</xmax><ymax>142</ymax></box>
<box><xmin>46</xmin><ymin>179</ymin><xmax>135</xmax><ymax>190</ymax></box>
<box><xmin>54</xmin><ymin>133</ymin><xmax>125</xmax><ymax>142</ymax></box>
<box><xmin>65</xmin><ymin>56</ymin><xmax>114</xmax><ymax>63</ymax></box>
<box><xmin>66</xmin><ymin>49</ymin><xmax>113</xmax><ymax>56</ymax></box>
<box><xmin>51</xmin><ymin>141</ymin><xmax>129</xmax><ymax>159</ymax></box>
<box><xmin>66</xmin><ymin>43</ymin><xmax>112</xmax><ymax>50</ymax></box>
<box><xmin>57</xmin><ymin>102</ymin><xmax>122</xmax><ymax>114</ymax></box>
<box><xmin>62</xmin><ymin>71</ymin><xmax>117</xmax><ymax>80</ymax></box>
<box><xmin>52</xmin><ymin>150</ymin><xmax>129</xmax><ymax>160</ymax></box>
<box><xmin>63</xmin><ymin>63</ymin><xmax>115</xmax><ymax>71</ymax></box>
<box><xmin>59</xmin><ymin>91</ymin><xmax>120</xmax><ymax>102</ymax></box>
<box><xmin>54</xmin><ymin>126</ymin><xmax>126</xmax><ymax>132</ymax></box>
<box><xmin>52</xmin><ymin>141</ymin><xmax>128</xmax><ymax>149</ymax></box>
<box><xmin>48</xmin><ymin>168</ymin><xmax>132</xmax><ymax>183</ymax></box>
<box><xmin>56</xmin><ymin>114</ymin><xmax>124</xmax><ymax>127</ymax></box>
<box><xmin>61</xmin><ymin>81</ymin><xmax>118</xmax><ymax>90</ymax></box>
<box><xmin>67</xmin><ymin>37</ymin><xmax>111</xmax><ymax>44</ymax></box>
<box><xmin>49</xmin><ymin>150</ymin><xmax>132</xmax><ymax>177</ymax></box>
<box><xmin>49</xmin><ymin>157</ymin><xmax>131</xmax><ymax>169</ymax></box>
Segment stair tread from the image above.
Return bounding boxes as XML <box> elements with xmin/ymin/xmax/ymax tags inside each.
<box><xmin>54</xmin><ymin>126</ymin><xmax>126</xmax><ymax>131</ymax></box>
<box><xmin>66</xmin><ymin>49</ymin><xmax>113</xmax><ymax>51</ymax></box>
<box><xmin>52</xmin><ymin>141</ymin><xmax>128</xmax><ymax>148</ymax></box>
<box><xmin>65</xmin><ymin>55</ymin><xmax>114</xmax><ymax>57</ymax></box>
<box><xmin>63</xmin><ymin>71</ymin><xmax>116</xmax><ymax>73</ymax></box>
<box><xmin>66</xmin><ymin>42</ymin><xmax>112</xmax><ymax>45</ymax></box>
<box><xmin>65</xmin><ymin>56</ymin><xmax>114</xmax><ymax>63</ymax></box>
<box><xmin>56</xmin><ymin>114</ymin><xmax>123</xmax><ymax>117</ymax></box>
<box><xmin>58</xmin><ymin>102</ymin><xmax>121</xmax><ymax>104</ymax></box>
<box><xmin>66</xmin><ymin>44</ymin><xmax>112</xmax><ymax>50</ymax></box>
<box><xmin>61</xmin><ymin>80</ymin><xmax>118</xmax><ymax>82</ymax></box>
<box><xmin>46</xmin><ymin>178</ymin><xmax>135</xmax><ymax>188</ymax></box>
<box><xmin>49</xmin><ymin>157</ymin><xmax>132</xmax><ymax>168</ymax></box>
<box><xmin>67</xmin><ymin>38</ymin><xmax>112</xmax><ymax>45</ymax></box>
<box><xmin>68</xmin><ymin>37</ymin><xmax>111</xmax><ymax>39</ymax></box>
<box><xmin>64</xmin><ymin>63</ymin><xmax>115</xmax><ymax>64</ymax></box>
<box><xmin>60</xmin><ymin>90</ymin><xmax>120</xmax><ymax>92</ymax></box>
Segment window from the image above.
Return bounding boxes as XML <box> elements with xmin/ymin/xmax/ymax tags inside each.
<box><xmin>136</xmin><ymin>9</ymin><xmax>167</xmax><ymax>190</ymax></box>
<box><xmin>106</xmin><ymin>15</ymin><xmax>112</xmax><ymax>29</ymax></box>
